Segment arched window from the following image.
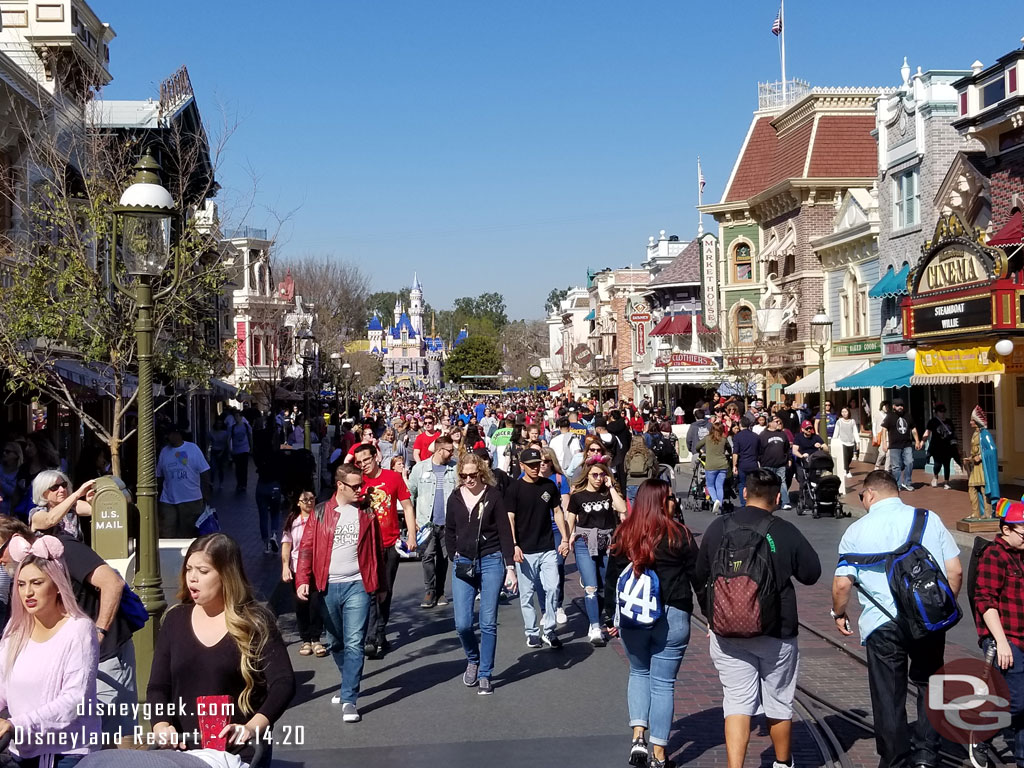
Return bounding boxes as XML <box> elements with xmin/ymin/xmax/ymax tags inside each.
<box><xmin>733</xmin><ymin>243</ymin><xmax>752</xmax><ymax>282</ymax></box>
<box><xmin>735</xmin><ymin>305</ymin><xmax>754</xmax><ymax>346</ymax></box>
<box><xmin>841</xmin><ymin>269</ymin><xmax>869</xmax><ymax>338</ymax></box>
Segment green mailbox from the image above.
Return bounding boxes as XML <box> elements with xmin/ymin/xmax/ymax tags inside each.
<box><xmin>91</xmin><ymin>476</ymin><xmax>134</xmax><ymax>573</ymax></box>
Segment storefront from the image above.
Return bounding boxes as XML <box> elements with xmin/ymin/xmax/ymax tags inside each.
<box><xmin>903</xmin><ymin>213</ymin><xmax>1023</xmax><ymax>483</ymax></box>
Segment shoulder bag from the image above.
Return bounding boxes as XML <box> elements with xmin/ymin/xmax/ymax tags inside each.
<box><xmin>455</xmin><ymin>497</ymin><xmax>486</xmax><ymax>582</ymax></box>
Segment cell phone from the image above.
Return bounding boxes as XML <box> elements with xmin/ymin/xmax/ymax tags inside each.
<box><xmin>197</xmin><ymin>695</ymin><xmax>233</xmax><ymax>751</ymax></box>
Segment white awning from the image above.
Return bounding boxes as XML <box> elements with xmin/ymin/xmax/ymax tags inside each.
<box><xmin>784</xmin><ymin>359</ymin><xmax>871</xmax><ymax>395</ymax></box>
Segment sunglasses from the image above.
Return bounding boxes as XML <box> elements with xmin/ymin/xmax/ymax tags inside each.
<box><xmin>341</xmin><ymin>481</ymin><xmax>364</xmax><ymax>491</ymax></box>
<box><xmin>49</xmin><ymin>482</ymin><xmax>68</xmax><ymax>492</ymax></box>
<box><xmin>586</xmin><ymin>447</ymin><xmax>602</xmax><ymax>453</ymax></box>
<box><xmin>588</xmin><ymin>472</ymin><xmax>605</xmax><ymax>480</ymax></box>
<box><xmin>459</xmin><ymin>472</ymin><xmax>479</xmax><ymax>480</ymax></box>
<box><xmin>299</xmin><ymin>496</ymin><xmax>315</xmax><ymax>503</ymax></box>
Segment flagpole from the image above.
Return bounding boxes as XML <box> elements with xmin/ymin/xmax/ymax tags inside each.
<box><xmin>780</xmin><ymin>0</ymin><xmax>787</xmax><ymax>103</ymax></box>
<box><xmin>697</xmin><ymin>156</ymin><xmax>704</xmax><ymax>236</ymax></box>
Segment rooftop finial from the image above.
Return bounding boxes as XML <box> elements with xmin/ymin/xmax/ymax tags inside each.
<box><xmin>972</xmin><ymin>60</ymin><xmax>984</xmax><ymax>74</ymax></box>
<box><xmin>900</xmin><ymin>57</ymin><xmax>910</xmax><ymax>87</ymax></box>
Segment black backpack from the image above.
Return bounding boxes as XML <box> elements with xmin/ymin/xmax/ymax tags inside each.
<box><xmin>837</xmin><ymin>508</ymin><xmax>961</xmax><ymax>640</ymax></box>
<box><xmin>705</xmin><ymin>515</ymin><xmax>782</xmax><ymax>638</ymax></box>
<box><xmin>649</xmin><ymin>433</ymin><xmax>678</xmax><ymax>465</ymax></box>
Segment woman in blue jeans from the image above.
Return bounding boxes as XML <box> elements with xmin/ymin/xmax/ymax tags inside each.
<box><xmin>696</xmin><ymin>420</ymin><xmax>730</xmax><ymax>515</ymax></box>
<box><xmin>444</xmin><ymin>452</ymin><xmax>517</xmax><ymax>695</ymax></box>
<box><xmin>566</xmin><ymin>458</ymin><xmax>626</xmax><ymax>646</ymax></box>
<box><xmin>610</xmin><ymin>479</ymin><xmax>699</xmax><ymax>768</ymax></box>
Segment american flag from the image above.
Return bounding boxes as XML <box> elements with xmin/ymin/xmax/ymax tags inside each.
<box><xmin>771</xmin><ymin>7</ymin><xmax>782</xmax><ymax>36</ymax></box>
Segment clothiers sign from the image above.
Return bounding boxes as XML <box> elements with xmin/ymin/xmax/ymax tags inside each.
<box><xmin>658</xmin><ymin>353</ymin><xmax>718</xmax><ymax>368</ymax></box>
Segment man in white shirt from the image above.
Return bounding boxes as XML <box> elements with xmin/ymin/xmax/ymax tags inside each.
<box><xmin>156</xmin><ymin>422</ymin><xmax>211</xmax><ymax>538</ymax></box>
<box><xmin>547</xmin><ymin>417</ymin><xmax>581</xmax><ymax>473</ymax></box>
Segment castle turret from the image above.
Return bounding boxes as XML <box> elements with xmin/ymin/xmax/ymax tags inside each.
<box><xmin>393</xmin><ymin>297</ymin><xmax>402</xmax><ymax>327</ymax></box>
<box><xmin>410</xmin><ymin>273</ymin><xmax>424</xmax><ymax>336</ymax></box>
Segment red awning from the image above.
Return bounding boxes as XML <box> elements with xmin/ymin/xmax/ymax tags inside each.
<box><xmin>548</xmin><ymin>381</ymin><xmax>565</xmax><ymax>392</ymax></box>
<box><xmin>649</xmin><ymin>314</ymin><xmax>714</xmax><ymax>336</ymax></box>
<box><xmin>555</xmin><ymin>345</ymin><xmax>564</xmax><ymax>355</ymax></box>
<box><xmin>990</xmin><ymin>210</ymin><xmax>1023</xmax><ymax>247</ymax></box>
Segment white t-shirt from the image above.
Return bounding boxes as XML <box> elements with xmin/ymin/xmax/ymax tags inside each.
<box><xmin>156</xmin><ymin>441</ymin><xmax>210</xmax><ymax>504</ymax></box>
<box><xmin>328</xmin><ymin>504</ymin><xmax>361</xmax><ymax>583</ymax></box>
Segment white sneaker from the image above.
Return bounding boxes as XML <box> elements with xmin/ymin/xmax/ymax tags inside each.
<box><xmin>588</xmin><ymin>624</ymin><xmax>607</xmax><ymax>647</ymax></box>
<box><xmin>555</xmin><ymin>608</ymin><xmax>568</xmax><ymax>626</ymax></box>
<box><xmin>772</xmin><ymin>761</ymin><xmax>794</xmax><ymax>768</ymax></box>
<box><xmin>341</xmin><ymin>702</ymin><xmax>360</xmax><ymax>722</ymax></box>
<box><xmin>330</xmin><ymin>694</ymin><xmax>340</xmax><ymax>704</ymax></box>
<box><xmin>944</xmin><ymin>484</ymin><xmax>951</xmax><ymax>490</ymax></box>
<box><xmin>712</xmin><ymin>500</ymin><xmax>722</xmax><ymax>515</ymax></box>
<box><xmin>931</xmin><ymin>478</ymin><xmax>938</xmax><ymax>487</ymax></box>
<box><xmin>845</xmin><ymin>471</ymin><xmax>853</xmax><ymax>478</ymax></box>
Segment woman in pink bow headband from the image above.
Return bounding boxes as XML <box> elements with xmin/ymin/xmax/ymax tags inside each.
<box><xmin>0</xmin><ymin>534</ymin><xmax>101</xmax><ymax>766</ymax></box>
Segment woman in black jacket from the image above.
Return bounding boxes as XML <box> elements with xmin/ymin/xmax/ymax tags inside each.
<box><xmin>444</xmin><ymin>452</ymin><xmax>517</xmax><ymax>696</ymax></box>
<box><xmin>609</xmin><ymin>479</ymin><xmax>699</xmax><ymax>768</ymax></box>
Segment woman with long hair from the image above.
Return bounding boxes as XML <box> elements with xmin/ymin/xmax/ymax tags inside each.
<box><xmin>696</xmin><ymin>421</ymin><xmax>730</xmax><ymax>515</ymax></box>
<box><xmin>377</xmin><ymin>427</ymin><xmax>396</xmax><ymax>466</ymax></box>
<box><xmin>0</xmin><ymin>534</ymin><xmax>101</xmax><ymax>766</ymax></box>
<box><xmin>610</xmin><ymin>480</ymin><xmax>699</xmax><ymax>768</ymax></box>
<box><xmin>281</xmin><ymin>491</ymin><xmax>326</xmax><ymax>658</ymax></box>
<box><xmin>834</xmin><ymin>406</ymin><xmax>858</xmax><ymax>478</ymax></box>
<box><xmin>148</xmin><ymin>533</ymin><xmax>295</xmax><ymax>760</ymax></box>
<box><xmin>567</xmin><ymin>459</ymin><xmax>626</xmax><ymax>646</ymax></box>
<box><xmin>444</xmin><ymin>452</ymin><xmax>517</xmax><ymax>695</ymax></box>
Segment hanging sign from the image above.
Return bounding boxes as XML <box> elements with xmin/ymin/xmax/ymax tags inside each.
<box><xmin>914</xmin><ymin>343</ymin><xmax>1004</xmax><ymax>378</ymax></box>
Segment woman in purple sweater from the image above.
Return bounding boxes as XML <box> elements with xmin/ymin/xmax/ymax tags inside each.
<box><xmin>0</xmin><ymin>534</ymin><xmax>101</xmax><ymax>767</ymax></box>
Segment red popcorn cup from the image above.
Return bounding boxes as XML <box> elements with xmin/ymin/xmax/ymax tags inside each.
<box><xmin>197</xmin><ymin>695</ymin><xmax>233</xmax><ymax>751</ymax></box>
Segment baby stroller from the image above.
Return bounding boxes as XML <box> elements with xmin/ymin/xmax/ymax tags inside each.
<box><xmin>684</xmin><ymin>457</ymin><xmax>709</xmax><ymax>515</ymax></box>
<box><xmin>796</xmin><ymin>450</ymin><xmax>848</xmax><ymax>519</ymax></box>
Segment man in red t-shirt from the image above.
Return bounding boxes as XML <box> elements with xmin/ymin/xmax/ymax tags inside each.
<box><xmin>412</xmin><ymin>415</ymin><xmax>441</xmax><ymax>462</ymax></box>
<box><xmin>355</xmin><ymin>443</ymin><xmax>415</xmax><ymax>658</ymax></box>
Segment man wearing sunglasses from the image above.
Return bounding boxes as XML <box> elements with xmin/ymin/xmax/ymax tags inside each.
<box><xmin>296</xmin><ymin>464</ymin><xmax>386</xmax><ymax>724</ymax></box>
<box><xmin>412</xmin><ymin>415</ymin><xmax>441</xmax><ymax>463</ymax></box>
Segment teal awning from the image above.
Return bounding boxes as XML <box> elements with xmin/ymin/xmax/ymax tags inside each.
<box><xmin>834</xmin><ymin>358</ymin><xmax>913</xmax><ymax>390</ymax></box>
<box><xmin>869</xmin><ymin>264</ymin><xmax>910</xmax><ymax>299</ymax></box>
<box><xmin>584</xmin><ymin>309</ymin><xmax>595</xmax><ymax>321</ymax></box>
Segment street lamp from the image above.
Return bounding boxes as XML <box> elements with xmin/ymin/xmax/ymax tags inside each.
<box><xmin>294</xmin><ymin>327</ymin><xmax>316</xmax><ymax>451</ymax></box>
<box><xmin>810</xmin><ymin>306</ymin><xmax>833</xmax><ymax>442</ymax></box>
<box><xmin>594</xmin><ymin>354</ymin><xmax>604</xmax><ymax>404</ymax></box>
<box><xmin>111</xmin><ymin>149</ymin><xmax>176</xmax><ymax>700</ymax></box>
<box><xmin>341</xmin><ymin>362</ymin><xmax>352</xmax><ymax>418</ymax></box>
<box><xmin>330</xmin><ymin>352</ymin><xmax>342</xmax><ymax>420</ymax></box>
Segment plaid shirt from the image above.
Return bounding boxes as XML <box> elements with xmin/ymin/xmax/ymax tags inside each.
<box><xmin>973</xmin><ymin>536</ymin><xmax>1024</xmax><ymax>650</ymax></box>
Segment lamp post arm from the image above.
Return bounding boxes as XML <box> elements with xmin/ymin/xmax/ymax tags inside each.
<box><xmin>109</xmin><ymin>217</ymin><xmax>134</xmax><ymax>300</ymax></box>
<box><xmin>154</xmin><ymin>232</ymin><xmax>185</xmax><ymax>303</ymax></box>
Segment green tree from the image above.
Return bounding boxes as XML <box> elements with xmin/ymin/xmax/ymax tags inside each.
<box><xmin>444</xmin><ymin>335</ymin><xmax>502</xmax><ymax>383</ymax></box>
<box><xmin>544</xmin><ymin>287</ymin><xmax>569</xmax><ymax>315</ymax></box>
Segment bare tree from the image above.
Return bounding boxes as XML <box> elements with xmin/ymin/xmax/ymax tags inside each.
<box><xmin>500</xmin><ymin>319</ymin><xmax>548</xmax><ymax>382</ymax></box>
<box><xmin>277</xmin><ymin>254</ymin><xmax>371</xmax><ymax>355</ymax></box>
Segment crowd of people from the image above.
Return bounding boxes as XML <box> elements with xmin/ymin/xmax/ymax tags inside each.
<box><xmin>0</xmin><ymin>386</ymin><xmax>1015</xmax><ymax>768</ymax></box>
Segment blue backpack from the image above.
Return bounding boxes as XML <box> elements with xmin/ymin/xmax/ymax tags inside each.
<box><xmin>119</xmin><ymin>584</ymin><xmax>149</xmax><ymax>632</ymax></box>
<box><xmin>837</xmin><ymin>507</ymin><xmax>961</xmax><ymax>640</ymax></box>
<box><xmin>616</xmin><ymin>564</ymin><xmax>663</xmax><ymax>629</ymax></box>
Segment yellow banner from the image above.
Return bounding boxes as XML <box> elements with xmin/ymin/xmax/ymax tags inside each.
<box><xmin>915</xmin><ymin>343</ymin><xmax>1004</xmax><ymax>377</ymax></box>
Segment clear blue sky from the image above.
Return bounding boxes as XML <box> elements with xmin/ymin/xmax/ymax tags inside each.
<box><xmin>95</xmin><ymin>0</ymin><xmax>1020</xmax><ymax>320</ymax></box>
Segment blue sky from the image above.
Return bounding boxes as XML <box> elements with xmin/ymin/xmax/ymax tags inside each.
<box><xmin>95</xmin><ymin>0</ymin><xmax>1020</xmax><ymax>320</ymax></box>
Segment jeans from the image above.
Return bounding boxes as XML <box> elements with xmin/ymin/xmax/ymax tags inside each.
<box><xmin>96</xmin><ymin>640</ymin><xmax>137</xmax><ymax>737</ymax></box>
<box><xmin>320</xmin><ymin>580</ymin><xmax>371</xmax><ymax>705</ymax></box>
<box><xmin>537</xmin><ymin>526</ymin><xmax>565</xmax><ymax>611</ymax></box>
<box><xmin>765</xmin><ymin>465</ymin><xmax>790</xmax><ymax>506</ymax></box>
<box><xmin>209</xmin><ymin>448</ymin><xmax>229</xmax><ymax>488</ymax></box>
<box><xmin>516</xmin><ymin>549</ymin><xmax>559</xmax><ymax>637</ymax></box>
<box><xmin>254</xmin><ymin>481</ymin><xmax>282</xmax><ymax>542</ymax></box>
<box><xmin>452</xmin><ymin>551</ymin><xmax>504</xmax><ymax>679</ymax></box>
<box><xmin>982</xmin><ymin>638</ymin><xmax>1024</xmax><ymax>764</ymax></box>
<box><xmin>889</xmin><ymin>446</ymin><xmax>914</xmax><ymax>488</ymax></box>
<box><xmin>367</xmin><ymin>545</ymin><xmax>401</xmax><ymax>643</ymax></box>
<box><xmin>421</xmin><ymin>524</ymin><xmax>448</xmax><ymax>596</ymax></box>
<box><xmin>864</xmin><ymin>621</ymin><xmax>944</xmax><ymax>768</ymax></box>
<box><xmin>620</xmin><ymin>606</ymin><xmax>691</xmax><ymax>747</ymax></box>
<box><xmin>627</xmin><ymin>485</ymin><xmax>640</xmax><ymax>504</ymax></box>
<box><xmin>705</xmin><ymin>469</ymin><xmax>726</xmax><ymax>505</ymax></box>
<box><xmin>736</xmin><ymin>467</ymin><xmax>758</xmax><ymax>505</ymax></box>
<box><xmin>573</xmin><ymin>536</ymin><xmax>608</xmax><ymax>626</ymax></box>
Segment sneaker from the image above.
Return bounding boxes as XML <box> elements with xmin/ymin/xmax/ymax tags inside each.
<box><xmin>269</xmin><ymin>535</ymin><xmax>279</xmax><ymax>553</ymax></box>
<box><xmin>330</xmin><ymin>694</ymin><xmax>341</xmax><ymax>704</ymax></box>
<box><xmin>968</xmin><ymin>738</ymin><xmax>991</xmax><ymax>768</ymax></box>
<box><xmin>341</xmin><ymin>702</ymin><xmax>361</xmax><ymax>723</ymax></box>
<box><xmin>648</xmin><ymin>759</ymin><xmax>675</xmax><ymax>768</ymax></box>
<box><xmin>845</xmin><ymin>471</ymin><xmax>853</xmax><ymax>478</ymax></box>
<box><xmin>901</xmin><ymin>484</ymin><xmax>914</xmax><ymax>492</ymax></box>
<box><xmin>629</xmin><ymin>736</ymin><xmax>649</xmax><ymax>767</ymax></box>
<box><xmin>781</xmin><ymin>504</ymin><xmax>793</xmax><ymax>510</ymax></box>
<box><xmin>463</xmin><ymin>661</ymin><xmax>480</xmax><ymax>687</ymax></box>
<box><xmin>588</xmin><ymin>625</ymin><xmax>606</xmax><ymax>647</ymax></box>
<box><xmin>712</xmin><ymin>499</ymin><xmax>722</xmax><ymax>515</ymax></box>
<box><xmin>420</xmin><ymin>592</ymin><xmax>436</xmax><ymax>609</ymax></box>
<box><xmin>263</xmin><ymin>540</ymin><xmax>272</xmax><ymax>555</ymax></box>
<box><xmin>555</xmin><ymin>608</ymin><xmax>568</xmax><ymax>626</ymax></box>
<box><xmin>944</xmin><ymin>483</ymin><xmax>951</xmax><ymax>490</ymax></box>
<box><xmin>363</xmin><ymin>640</ymin><xmax>379</xmax><ymax>658</ymax></box>
<box><xmin>772</xmin><ymin>761</ymin><xmax>794</xmax><ymax>768</ymax></box>
<box><xmin>436</xmin><ymin>594</ymin><xmax>449</xmax><ymax>607</ymax></box>
<box><xmin>541</xmin><ymin>631</ymin><xmax>563</xmax><ymax>650</ymax></box>
<box><xmin>477</xmin><ymin>677</ymin><xmax>494</xmax><ymax>695</ymax></box>
<box><xmin>526</xmin><ymin>635</ymin><xmax>543</xmax><ymax>649</ymax></box>
<box><xmin>931</xmin><ymin>477</ymin><xmax>938</xmax><ymax>487</ymax></box>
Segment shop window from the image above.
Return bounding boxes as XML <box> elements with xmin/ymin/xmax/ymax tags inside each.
<box><xmin>894</xmin><ymin>169</ymin><xmax>920</xmax><ymax>229</ymax></box>
<box><xmin>841</xmin><ymin>270</ymin><xmax>869</xmax><ymax>338</ymax></box>
<box><xmin>251</xmin><ymin>336</ymin><xmax>263</xmax><ymax>366</ymax></box>
<box><xmin>733</xmin><ymin>243</ymin><xmax>752</xmax><ymax>282</ymax></box>
<box><xmin>734</xmin><ymin>306</ymin><xmax>754</xmax><ymax>346</ymax></box>
<box><xmin>978</xmin><ymin>381</ymin><xmax>996</xmax><ymax>430</ymax></box>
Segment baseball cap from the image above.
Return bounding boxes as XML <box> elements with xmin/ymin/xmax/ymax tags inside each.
<box><xmin>520</xmin><ymin>448</ymin><xmax>543</xmax><ymax>465</ymax></box>
<box><xmin>800</xmin><ymin>420</ymin><xmax>814</xmax><ymax>429</ymax></box>
<box><xmin>892</xmin><ymin>398</ymin><xmax>905</xmax><ymax>407</ymax></box>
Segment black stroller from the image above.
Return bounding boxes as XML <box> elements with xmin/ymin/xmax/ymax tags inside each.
<box><xmin>684</xmin><ymin>457</ymin><xmax>709</xmax><ymax>515</ymax></box>
<box><xmin>796</xmin><ymin>450</ymin><xmax>848</xmax><ymax>519</ymax></box>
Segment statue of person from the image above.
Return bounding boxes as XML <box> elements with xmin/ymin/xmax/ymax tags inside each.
<box><xmin>967</xmin><ymin>405</ymin><xmax>999</xmax><ymax>519</ymax></box>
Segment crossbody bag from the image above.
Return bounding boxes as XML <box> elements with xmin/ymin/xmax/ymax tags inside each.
<box><xmin>455</xmin><ymin>499</ymin><xmax>486</xmax><ymax>582</ymax></box>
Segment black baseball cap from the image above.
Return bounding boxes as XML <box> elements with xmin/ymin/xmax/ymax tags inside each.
<box><xmin>520</xmin><ymin>448</ymin><xmax>543</xmax><ymax>465</ymax></box>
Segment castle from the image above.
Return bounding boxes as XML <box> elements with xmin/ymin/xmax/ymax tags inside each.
<box><xmin>367</xmin><ymin>274</ymin><xmax>467</xmax><ymax>388</ymax></box>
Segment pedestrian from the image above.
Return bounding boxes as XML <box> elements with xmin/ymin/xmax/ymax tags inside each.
<box><xmin>923</xmin><ymin>403</ymin><xmax>957</xmax><ymax>489</ymax></box>
<box><xmin>408</xmin><ymin>435</ymin><xmax>457</xmax><ymax>609</ymax></box>
<box><xmin>873</xmin><ymin>400</ymin><xmax>891</xmax><ymax>470</ymax></box>
<box><xmin>696</xmin><ymin>421</ymin><xmax>730</xmax><ymax>515</ymax></box>
<box><xmin>696</xmin><ymin>469</ymin><xmax>821</xmax><ymax>768</ymax></box>
<box><xmin>207</xmin><ymin>415</ymin><xmax>230</xmax><ymax>491</ymax></box>
<box><xmin>295</xmin><ymin>464</ymin><xmax>385</xmax><ymax>723</ymax></box>
<box><xmin>281</xmin><ymin>490</ymin><xmax>327</xmax><ymax>658</ymax></box>
<box><xmin>548</xmin><ymin>417</ymin><xmax>582</xmax><ymax>475</ymax></box>
<box><xmin>624</xmin><ymin>435</ymin><xmax>658</xmax><ymax>504</ymax></box>
<box><xmin>505</xmin><ymin>448</ymin><xmax>570</xmax><ymax>649</ymax></box>
<box><xmin>155</xmin><ymin>422</ymin><xmax>211</xmax><ymax>538</ymax></box>
<box><xmin>834</xmin><ymin>406</ymin><xmax>859</xmax><ymax>478</ymax></box>
<box><xmin>831</xmin><ymin>470</ymin><xmax>962</xmax><ymax>768</ymax></box>
<box><xmin>970</xmin><ymin>497</ymin><xmax>1024</xmax><ymax>768</ymax></box>
<box><xmin>537</xmin><ymin>447</ymin><xmax>571</xmax><ymax>627</ymax></box>
<box><xmin>611</xmin><ymin>479</ymin><xmax>699</xmax><ymax>768</ymax></box>
<box><xmin>967</xmin><ymin>405</ymin><xmax>999</xmax><ymax>520</ymax></box>
<box><xmin>149</xmin><ymin>533</ymin><xmax>295</xmax><ymax>758</ymax></box>
<box><xmin>814</xmin><ymin>400</ymin><xmax>837</xmax><ymax>440</ymax></box>
<box><xmin>566</xmin><ymin>457</ymin><xmax>626</xmax><ymax>645</ymax></box>
<box><xmin>730</xmin><ymin>417</ymin><xmax>760</xmax><ymax>503</ymax></box>
<box><xmin>685</xmin><ymin>410</ymin><xmax>711</xmax><ymax>458</ymax></box>
<box><xmin>413</xmin><ymin>414</ymin><xmax>441</xmax><ymax>462</ymax></box>
<box><xmin>883</xmin><ymin>399</ymin><xmax>921</xmax><ymax>492</ymax></box>
<box><xmin>377</xmin><ymin>426</ymin><xmax>396</xmax><ymax>466</ymax></box>
<box><xmin>0</xmin><ymin>534</ymin><xmax>101</xmax><ymax>765</ymax></box>
<box><xmin>0</xmin><ymin>441</ymin><xmax>24</xmax><ymax>518</ymax></box>
<box><xmin>446</xmin><ymin>452</ymin><xmax>517</xmax><ymax>695</ymax></box>
<box><xmin>758</xmin><ymin>415</ymin><xmax>793</xmax><ymax>510</ymax></box>
<box><xmin>354</xmin><ymin>442</ymin><xmax>417</xmax><ymax>658</ymax></box>
<box><xmin>27</xmin><ymin>471</ymin><xmax>94</xmax><ymax>540</ymax></box>
<box><xmin>229</xmin><ymin>410</ymin><xmax>254</xmax><ymax>492</ymax></box>
<box><xmin>254</xmin><ymin>424</ymin><xmax>284</xmax><ymax>554</ymax></box>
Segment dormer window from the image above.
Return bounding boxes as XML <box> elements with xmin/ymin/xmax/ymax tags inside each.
<box><xmin>981</xmin><ymin>76</ymin><xmax>1006</xmax><ymax>110</ymax></box>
